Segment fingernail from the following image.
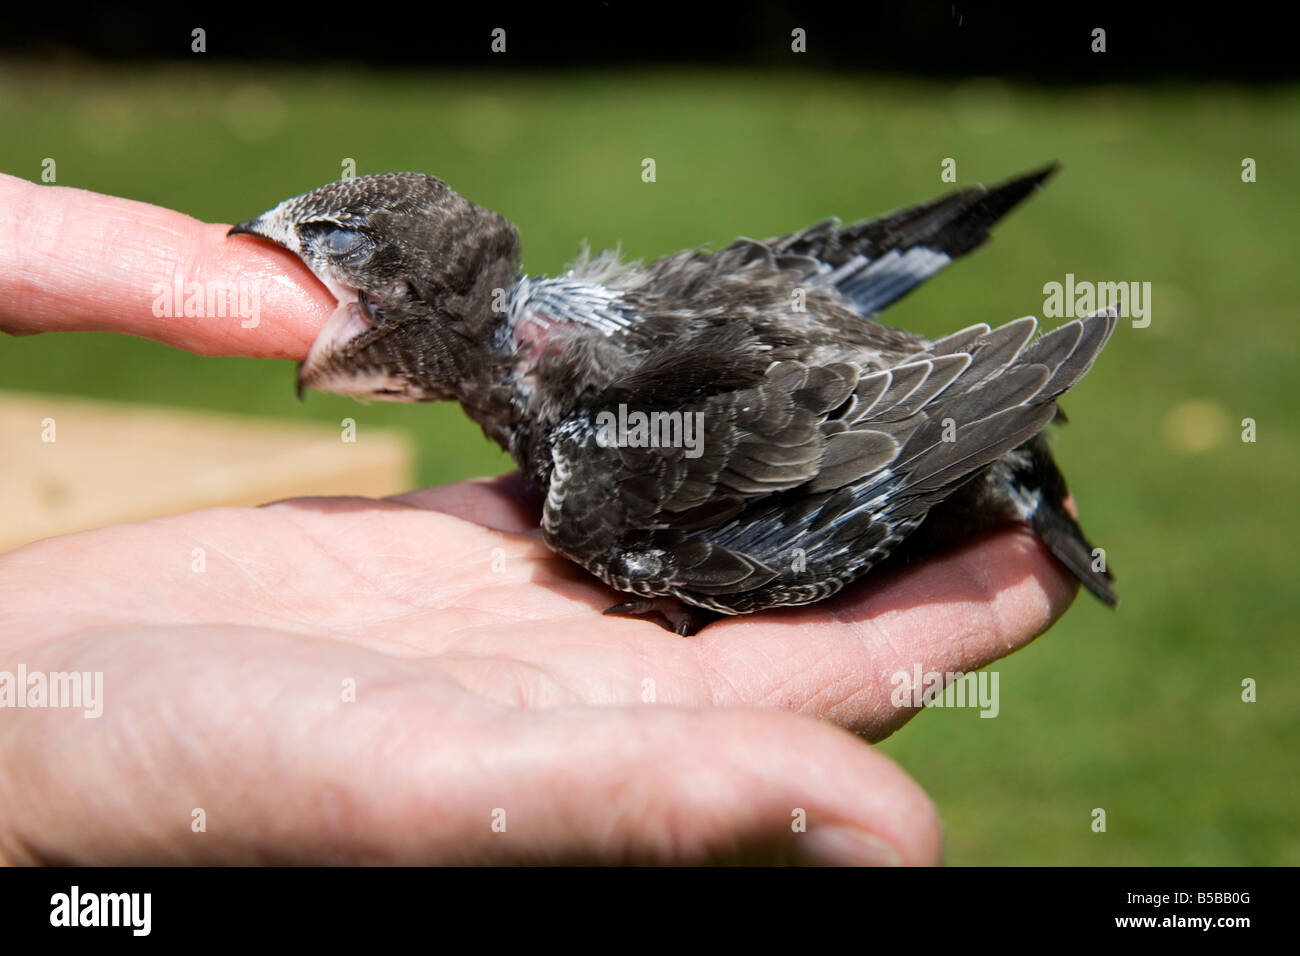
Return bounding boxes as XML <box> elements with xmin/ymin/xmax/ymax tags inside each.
<box><xmin>792</xmin><ymin>825</ymin><xmax>904</xmax><ymax>866</ymax></box>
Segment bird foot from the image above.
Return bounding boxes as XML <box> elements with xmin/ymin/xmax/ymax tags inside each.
<box><xmin>602</xmin><ymin>598</ymin><xmax>718</xmax><ymax>636</ymax></box>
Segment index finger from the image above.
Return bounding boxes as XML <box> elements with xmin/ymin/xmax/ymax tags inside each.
<box><xmin>0</xmin><ymin>173</ymin><xmax>330</xmax><ymax>359</ymax></box>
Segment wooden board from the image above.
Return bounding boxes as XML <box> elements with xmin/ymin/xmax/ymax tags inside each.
<box><xmin>0</xmin><ymin>391</ymin><xmax>414</xmax><ymax>554</ymax></box>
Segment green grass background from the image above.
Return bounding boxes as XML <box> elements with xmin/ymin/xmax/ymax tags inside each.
<box><xmin>2</xmin><ymin>63</ymin><xmax>1296</xmax><ymax>864</ymax></box>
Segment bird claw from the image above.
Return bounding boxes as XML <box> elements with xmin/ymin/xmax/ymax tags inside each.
<box><xmin>602</xmin><ymin>598</ymin><xmax>715</xmax><ymax>636</ymax></box>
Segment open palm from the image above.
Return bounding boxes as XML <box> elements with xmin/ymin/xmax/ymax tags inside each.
<box><xmin>0</xmin><ymin>474</ymin><xmax>1074</xmax><ymax>865</ymax></box>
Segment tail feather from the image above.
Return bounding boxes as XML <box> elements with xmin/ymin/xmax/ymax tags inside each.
<box><xmin>1016</xmin><ymin>430</ymin><xmax>1119</xmax><ymax>607</ymax></box>
<box><xmin>1031</xmin><ymin>500</ymin><xmax>1119</xmax><ymax>607</ymax></box>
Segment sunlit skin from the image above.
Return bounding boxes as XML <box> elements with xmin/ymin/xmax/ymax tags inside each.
<box><xmin>0</xmin><ymin>174</ymin><xmax>1078</xmax><ymax>864</ymax></box>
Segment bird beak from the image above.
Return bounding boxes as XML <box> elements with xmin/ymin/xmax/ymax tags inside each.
<box><xmin>227</xmin><ymin>216</ymin><xmax>269</xmax><ymax>238</ymax></box>
<box><xmin>294</xmin><ymin>300</ymin><xmax>414</xmax><ymax>402</ymax></box>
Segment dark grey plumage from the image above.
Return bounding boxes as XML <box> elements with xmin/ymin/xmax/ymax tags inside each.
<box><xmin>230</xmin><ymin>166</ymin><xmax>1117</xmax><ymax>634</ymax></box>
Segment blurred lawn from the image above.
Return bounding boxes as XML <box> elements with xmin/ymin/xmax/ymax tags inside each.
<box><xmin>2</xmin><ymin>63</ymin><xmax>1297</xmax><ymax>865</ymax></box>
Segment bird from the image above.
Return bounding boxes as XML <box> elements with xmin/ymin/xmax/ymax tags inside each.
<box><xmin>229</xmin><ymin>165</ymin><xmax>1117</xmax><ymax>635</ymax></box>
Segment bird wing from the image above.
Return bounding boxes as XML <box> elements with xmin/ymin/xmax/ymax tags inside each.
<box><xmin>541</xmin><ymin>307</ymin><xmax>1116</xmax><ymax>611</ymax></box>
<box><xmin>764</xmin><ymin>164</ymin><xmax>1059</xmax><ymax>318</ymax></box>
<box><xmin>534</xmin><ymin>166</ymin><xmax>1057</xmax><ymax>347</ymax></box>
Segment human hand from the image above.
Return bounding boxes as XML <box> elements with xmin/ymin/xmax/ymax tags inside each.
<box><xmin>0</xmin><ymin>174</ymin><xmax>1077</xmax><ymax>864</ymax></box>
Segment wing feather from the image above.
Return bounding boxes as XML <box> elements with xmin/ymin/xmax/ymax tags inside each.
<box><xmin>541</xmin><ymin>306</ymin><xmax>1116</xmax><ymax>612</ymax></box>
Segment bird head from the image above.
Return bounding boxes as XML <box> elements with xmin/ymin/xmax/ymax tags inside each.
<box><xmin>229</xmin><ymin>172</ymin><xmax>520</xmax><ymax>401</ymax></box>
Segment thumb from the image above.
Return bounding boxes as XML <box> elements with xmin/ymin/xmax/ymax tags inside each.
<box><xmin>430</xmin><ymin>705</ymin><xmax>944</xmax><ymax>865</ymax></box>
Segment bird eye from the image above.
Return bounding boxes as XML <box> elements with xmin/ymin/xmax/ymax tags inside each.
<box><xmin>300</xmin><ymin>223</ymin><xmax>372</xmax><ymax>261</ymax></box>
